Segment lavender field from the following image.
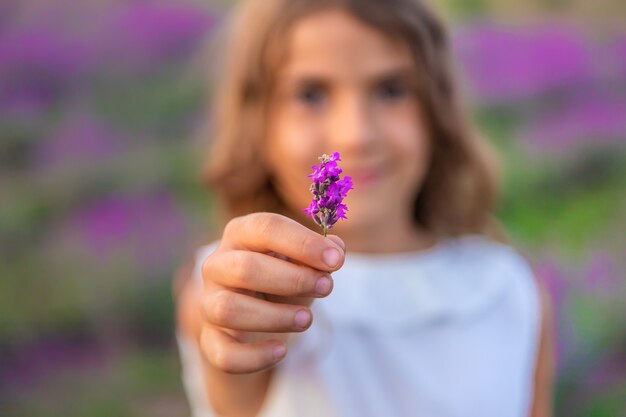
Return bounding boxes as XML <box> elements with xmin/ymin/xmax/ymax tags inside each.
<box><xmin>0</xmin><ymin>1</ymin><xmax>624</xmax><ymax>415</ymax></box>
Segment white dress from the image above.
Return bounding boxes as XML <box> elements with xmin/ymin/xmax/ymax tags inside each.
<box><xmin>177</xmin><ymin>234</ymin><xmax>541</xmax><ymax>417</ymax></box>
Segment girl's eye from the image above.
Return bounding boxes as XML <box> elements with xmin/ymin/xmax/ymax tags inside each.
<box><xmin>376</xmin><ymin>80</ymin><xmax>410</xmax><ymax>101</ymax></box>
<box><xmin>295</xmin><ymin>85</ymin><xmax>326</xmax><ymax>107</ymax></box>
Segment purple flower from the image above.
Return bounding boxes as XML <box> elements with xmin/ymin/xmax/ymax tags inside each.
<box><xmin>60</xmin><ymin>192</ymin><xmax>188</xmax><ymax>270</ymax></box>
<box><xmin>34</xmin><ymin>111</ymin><xmax>123</xmax><ymax>170</ymax></box>
<box><xmin>452</xmin><ymin>22</ymin><xmax>593</xmax><ymax>103</ymax></box>
<box><xmin>303</xmin><ymin>152</ymin><xmax>353</xmax><ymax>236</ymax></box>
<box><xmin>520</xmin><ymin>95</ymin><xmax>626</xmax><ymax>153</ymax></box>
<box><xmin>102</xmin><ymin>3</ymin><xmax>215</xmax><ymax>72</ymax></box>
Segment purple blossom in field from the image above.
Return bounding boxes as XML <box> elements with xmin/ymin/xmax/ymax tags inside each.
<box><xmin>520</xmin><ymin>96</ymin><xmax>626</xmax><ymax>153</ymax></box>
<box><xmin>453</xmin><ymin>23</ymin><xmax>593</xmax><ymax>102</ymax></box>
<box><xmin>102</xmin><ymin>3</ymin><xmax>215</xmax><ymax>71</ymax></box>
<box><xmin>611</xmin><ymin>35</ymin><xmax>626</xmax><ymax>76</ymax></box>
<box><xmin>304</xmin><ymin>152</ymin><xmax>353</xmax><ymax>236</ymax></box>
<box><xmin>0</xmin><ymin>337</ymin><xmax>106</xmax><ymax>391</ymax></box>
<box><xmin>63</xmin><ymin>192</ymin><xmax>188</xmax><ymax>270</ymax></box>
<box><xmin>586</xmin><ymin>351</ymin><xmax>626</xmax><ymax>390</ymax></box>
<box><xmin>34</xmin><ymin>112</ymin><xmax>123</xmax><ymax>170</ymax></box>
<box><xmin>0</xmin><ymin>0</ymin><xmax>216</xmax><ymax>105</ymax></box>
<box><xmin>0</xmin><ymin>24</ymin><xmax>91</xmax><ymax>82</ymax></box>
<box><xmin>583</xmin><ymin>251</ymin><xmax>620</xmax><ymax>294</ymax></box>
<box><xmin>0</xmin><ymin>24</ymin><xmax>92</xmax><ymax>117</ymax></box>
<box><xmin>0</xmin><ymin>87</ymin><xmax>49</xmax><ymax>120</ymax></box>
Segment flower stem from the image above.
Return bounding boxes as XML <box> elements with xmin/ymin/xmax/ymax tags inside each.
<box><xmin>323</xmin><ymin>226</ymin><xmax>328</xmax><ymax>237</ymax></box>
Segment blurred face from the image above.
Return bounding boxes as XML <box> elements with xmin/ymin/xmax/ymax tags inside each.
<box><xmin>264</xmin><ymin>9</ymin><xmax>432</xmax><ymax>250</ymax></box>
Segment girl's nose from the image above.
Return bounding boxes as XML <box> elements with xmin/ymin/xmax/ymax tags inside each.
<box><xmin>330</xmin><ymin>92</ymin><xmax>378</xmax><ymax>152</ymax></box>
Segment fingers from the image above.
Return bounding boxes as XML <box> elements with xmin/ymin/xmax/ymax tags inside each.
<box><xmin>203</xmin><ymin>290</ymin><xmax>313</xmax><ymax>333</ymax></box>
<box><xmin>196</xmin><ymin>213</ymin><xmax>347</xmax><ymax>375</ymax></box>
<box><xmin>326</xmin><ymin>234</ymin><xmax>346</xmax><ymax>251</ymax></box>
<box><xmin>221</xmin><ymin>213</ymin><xmax>345</xmax><ymax>272</ymax></box>
<box><xmin>200</xmin><ymin>325</ymin><xmax>287</xmax><ymax>374</ymax></box>
<box><xmin>205</xmin><ymin>250</ymin><xmax>334</xmax><ymax>298</ymax></box>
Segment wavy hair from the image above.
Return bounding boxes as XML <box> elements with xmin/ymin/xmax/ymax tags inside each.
<box><xmin>199</xmin><ymin>0</ymin><xmax>507</xmax><ymax>241</ymax></box>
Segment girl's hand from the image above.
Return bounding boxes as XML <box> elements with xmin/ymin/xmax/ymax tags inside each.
<box><xmin>199</xmin><ymin>212</ymin><xmax>345</xmax><ymax>374</ymax></box>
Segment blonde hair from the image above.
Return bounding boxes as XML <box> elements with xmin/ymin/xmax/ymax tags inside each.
<box><xmin>200</xmin><ymin>0</ymin><xmax>507</xmax><ymax>242</ymax></box>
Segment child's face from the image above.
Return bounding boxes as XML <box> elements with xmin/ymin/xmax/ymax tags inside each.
<box><xmin>265</xmin><ymin>9</ymin><xmax>431</xmax><ymax>243</ymax></box>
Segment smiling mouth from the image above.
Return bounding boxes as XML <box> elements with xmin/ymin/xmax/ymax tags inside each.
<box><xmin>348</xmin><ymin>166</ymin><xmax>386</xmax><ymax>185</ymax></box>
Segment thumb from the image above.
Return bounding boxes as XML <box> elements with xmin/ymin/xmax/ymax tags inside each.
<box><xmin>325</xmin><ymin>234</ymin><xmax>346</xmax><ymax>253</ymax></box>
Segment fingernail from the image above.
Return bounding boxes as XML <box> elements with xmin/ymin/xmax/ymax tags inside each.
<box><xmin>294</xmin><ymin>310</ymin><xmax>311</xmax><ymax>328</ymax></box>
<box><xmin>273</xmin><ymin>345</ymin><xmax>286</xmax><ymax>360</ymax></box>
<box><xmin>315</xmin><ymin>276</ymin><xmax>332</xmax><ymax>296</ymax></box>
<box><xmin>335</xmin><ymin>238</ymin><xmax>346</xmax><ymax>251</ymax></box>
<box><xmin>323</xmin><ymin>248</ymin><xmax>341</xmax><ymax>268</ymax></box>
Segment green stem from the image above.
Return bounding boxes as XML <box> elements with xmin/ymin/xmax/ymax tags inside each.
<box><xmin>323</xmin><ymin>226</ymin><xmax>328</xmax><ymax>237</ymax></box>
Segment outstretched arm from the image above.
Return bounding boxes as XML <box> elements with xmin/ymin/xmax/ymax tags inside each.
<box><xmin>176</xmin><ymin>269</ymin><xmax>272</xmax><ymax>417</ymax></box>
<box><xmin>529</xmin><ymin>277</ymin><xmax>556</xmax><ymax>417</ymax></box>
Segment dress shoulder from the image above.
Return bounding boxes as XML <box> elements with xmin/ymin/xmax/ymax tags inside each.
<box><xmin>315</xmin><ymin>234</ymin><xmax>541</xmax><ymax>330</ymax></box>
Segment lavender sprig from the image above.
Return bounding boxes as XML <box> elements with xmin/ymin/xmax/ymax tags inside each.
<box><xmin>304</xmin><ymin>152</ymin><xmax>354</xmax><ymax>237</ymax></box>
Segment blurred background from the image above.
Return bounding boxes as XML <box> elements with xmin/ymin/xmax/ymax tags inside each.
<box><xmin>0</xmin><ymin>0</ymin><xmax>624</xmax><ymax>415</ymax></box>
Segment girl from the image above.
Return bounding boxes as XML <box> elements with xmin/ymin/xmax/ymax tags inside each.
<box><xmin>175</xmin><ymin>0</ymin><xmax>555</xmax><ymax>416</ymax></box>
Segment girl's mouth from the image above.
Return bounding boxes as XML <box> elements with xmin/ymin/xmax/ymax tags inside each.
<box><xmin>349</xmin><ymin>165</ymin><xmax>386</xmax><ymax>186</ymax></box>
